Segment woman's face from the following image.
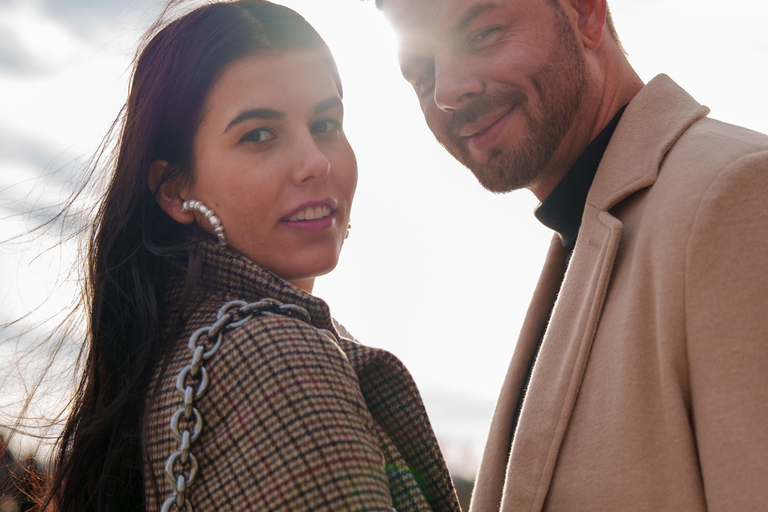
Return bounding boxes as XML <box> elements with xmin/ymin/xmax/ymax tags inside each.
<box><xmin>184</xmin><ymin>50</ymin><xmax>357</xmax><ymax>291</ymax></box>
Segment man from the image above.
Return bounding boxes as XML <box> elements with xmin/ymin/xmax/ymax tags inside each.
<box><xmin>376</xmin><ymin>0</ymin><xmax>768</xmax><ymax>510</ymax></box>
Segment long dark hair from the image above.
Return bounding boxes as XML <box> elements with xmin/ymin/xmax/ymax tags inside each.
<box><xmin>44</xmin><ymin>2</ymin><xmax>341</xmax><ymax>510</ymax></box>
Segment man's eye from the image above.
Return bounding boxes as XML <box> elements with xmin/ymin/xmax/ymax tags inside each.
<box><xmin>415</xmin><ymin>64</ymin><xmax>435</xmax><ymax>97</ymax></box>
<box><xmin>469</xmin><ymin>27</ymin><xmax>501</xmax><ymax>48</ymax></box>
<box><xmin>241</xmin><ymin>128</ymin><xmax>276</xmax><ymax>143</ymax></box>
<box><xmin>419</xmin><ymin>64</ymin><xmax>435</xmax><ymax>83</ymax></box>
<box><xmin>312</xmin><ymin>119</ymin><xmax>342</xmax><ymax>135</ymax></box>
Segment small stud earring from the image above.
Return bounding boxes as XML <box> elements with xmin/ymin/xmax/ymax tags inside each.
<box><xmin>181</xmin><ymin>199</ymin><xmax>227</xmax><ymax>246</ymax></box>
<box><xmin>345</xmin><ymin>222</ymin><xmax>351</xmax><ymax>240</ymax></box>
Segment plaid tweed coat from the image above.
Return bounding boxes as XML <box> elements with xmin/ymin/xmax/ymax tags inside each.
<box><xmin>142</xmin><ymin>241</ymin><xmax>461</xmax><ymax>512</ymax></box>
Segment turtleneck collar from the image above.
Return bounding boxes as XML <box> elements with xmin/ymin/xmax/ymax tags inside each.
<box><xmin>534</xmin><ymin>105</ymin><xmax>627</xmax><ymax>247</ymax></box>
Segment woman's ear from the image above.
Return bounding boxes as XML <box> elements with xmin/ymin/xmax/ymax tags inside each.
<box><xmin>148</xmin><ymin>160</ymin><xmax>195</xmax><ymax>225</ymax></box>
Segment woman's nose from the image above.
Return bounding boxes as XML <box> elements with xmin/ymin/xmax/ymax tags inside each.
<box><xmin>291</xmin><ymin>137</ymin><xmax>330</xmax><ymax>185</ymax></box>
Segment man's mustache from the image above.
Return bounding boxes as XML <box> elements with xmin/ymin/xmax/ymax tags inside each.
<box><xmin>445</xmin><ymin>87</ymin><xmax>527</xmax><ymax>141</ymax></box>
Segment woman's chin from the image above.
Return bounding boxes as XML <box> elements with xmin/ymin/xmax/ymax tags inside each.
<box><xmin>275</xmin><ymin>254</ymin><xmax>341</xmax><ymax>288</ymax></box>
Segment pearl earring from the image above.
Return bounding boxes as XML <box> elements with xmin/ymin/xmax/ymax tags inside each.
<box><xmin>181</xmin><ymin>200</ymin><xmax>227</xmax><ymax>246</ymax></box>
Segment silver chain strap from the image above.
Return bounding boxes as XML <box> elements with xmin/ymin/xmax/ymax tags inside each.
<box><xmin>161</xmin><ymin>298</ymin><xmax>337</xmax><ymax>512</ymax></box>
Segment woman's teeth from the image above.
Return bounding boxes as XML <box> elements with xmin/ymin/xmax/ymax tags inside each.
<box><xmin>287</xmin><ymin>205</ymin><xmax>331</xmax><ymax>221</ymax></box>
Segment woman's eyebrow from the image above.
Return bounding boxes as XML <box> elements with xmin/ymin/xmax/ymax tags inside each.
<box><xmin>314</xmin><ymin>97</ymin><xmax>342</xmax><ymax>114</ymax></box>
<box><xmin>223</xmin><ymin>108</ymin><xmax>285</xmax><ymax>134</ymax></box>
<box><xmin>222</xmin><ymin>98</ymin><xmax>341</xmax><ymax>134</ymax></box>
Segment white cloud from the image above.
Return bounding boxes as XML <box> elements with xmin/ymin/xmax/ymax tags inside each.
<box><xmin>0</xmin><ymin>2</ymin><xmax>90</xmax><ymax>74</ymax></box>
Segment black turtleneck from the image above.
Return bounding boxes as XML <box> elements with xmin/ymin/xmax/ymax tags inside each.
<box><xmin>534</xmin><ymin>105</ymin><xmax>627</xmax><ymax>248</ymax></box>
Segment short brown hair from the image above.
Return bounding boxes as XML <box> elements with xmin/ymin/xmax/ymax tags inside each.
<box><xmin>374</xmin><ymin>0</ymin><xmax>624</xmax><ymax>53</ymax></box>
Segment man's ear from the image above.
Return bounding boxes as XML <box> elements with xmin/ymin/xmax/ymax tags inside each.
<box><xmin>148</xmin><ymin>160</ymin><xmax>195</xmax><ymax>225</ymax></box>
<box><xmin>564</xmin><ymin>0</ymin><xmax>606</xmax><ymax>50</ymax></box>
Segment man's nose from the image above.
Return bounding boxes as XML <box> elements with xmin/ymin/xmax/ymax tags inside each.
<box><xmin>433</xmin><ymin>55</ymin><xmax>484</xmax><ymax>112</ymax></box>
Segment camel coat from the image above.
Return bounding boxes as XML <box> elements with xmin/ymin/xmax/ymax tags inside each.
<box><xmin>142</xmin><ymin>242</ymin><xmax>461</xmax><ymax>512</ymax></box>
<box><xmin>470</xmin><ymin>75</ymin><xmax>768</xmax><ymax>512</ymax></box>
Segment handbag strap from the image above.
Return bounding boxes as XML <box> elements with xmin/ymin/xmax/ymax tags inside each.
<box><xmin>161</xmin><ymin>298</ymin><xmax>337</xmax><ymax>512</ymax></box>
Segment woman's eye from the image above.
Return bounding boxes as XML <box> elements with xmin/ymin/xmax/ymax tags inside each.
<box><xmin>241</xmin><ymin>128</ymin><xmax>276</xmax><ymax>144</ymax></box>
<box><xmin>312</xmin><ymin>119</ymin><xmax>342</xmax><ymax>136</ymax></box>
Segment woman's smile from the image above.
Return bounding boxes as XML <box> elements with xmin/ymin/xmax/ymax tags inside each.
<box><xmin>281</xmin><ymin>199</ymin><xmax>337</xmax><ymax>230</ymax></box>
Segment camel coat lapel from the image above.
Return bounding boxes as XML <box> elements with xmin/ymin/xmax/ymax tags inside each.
<box><xmin>470</xmin><ymin>75</ymin><xmax>709</xmax><ymax>512</ymax></box>
<box><xmin>501</xmin><ymin>209</ymin><xmax>624</xmax><ymax>511</ymax></box>
<box><xmin>469</xmin><ymin>235</ymin><xmax>569</xmax><ymax>510</ymax></box>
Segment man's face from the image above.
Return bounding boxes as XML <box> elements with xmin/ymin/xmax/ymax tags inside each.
<box><xmin>385</xmin><ymin>0</ymin><xmax>587</xmax><ymax>194</ymax></box>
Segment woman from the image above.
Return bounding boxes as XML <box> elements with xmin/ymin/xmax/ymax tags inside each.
<box><xmin>43</xmin><ymin>1</ymin><xmax>461</xmax><ymax>511</ymax></box>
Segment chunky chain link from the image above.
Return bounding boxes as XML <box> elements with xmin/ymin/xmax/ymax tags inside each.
<box><xmin>161</xmin><ymin>298</ymin><xmax>337</xmax><ymax>512</ymax></box>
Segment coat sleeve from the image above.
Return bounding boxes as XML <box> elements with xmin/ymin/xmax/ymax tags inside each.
<box><xmin>190</xmin><ymin>314</ymin><xmax>394</xmax><ymax>511</ymax></box>
<box><xmin>685</xmin><ymin>150</ymin><xmax>768</xmax><ymax>511</ymax></box>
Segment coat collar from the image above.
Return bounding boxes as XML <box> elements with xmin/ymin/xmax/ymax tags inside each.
<box><xmin>163</xmin><ymin>239</ymin><xmax>335</xmax><ymax>331</ymax></box>
<box><xmin>589</xmin><ymin>74</ymin><xmax>709</xmax><ymax>211</ymax></box>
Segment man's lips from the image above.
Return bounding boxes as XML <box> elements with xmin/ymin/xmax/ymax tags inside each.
<box><xmin>459</xmin><ymin>107</ymin><xmax>515</xmax><ymax>139</ymax></box>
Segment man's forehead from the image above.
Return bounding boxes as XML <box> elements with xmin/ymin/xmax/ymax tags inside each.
<box><xmin>382</xmin><ymin>0</ymin><xmax>442</xmax><ymax>35</ymax></box>
<box><xmin>384</xmin><ymin>0</ymin><xmax>506</xmax><ymax>45</ymax></box>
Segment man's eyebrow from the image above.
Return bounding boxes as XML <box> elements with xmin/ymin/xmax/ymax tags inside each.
<box><xmin>224</xmin><ymin>108</ymin><xmax>285</xmax><ymax>133</ymax></box>
<box><xmin>453</xmin><ymin>2</ymin><xmax>500</xmax><ymax>33</ymax></box>
<box><xmin>314</xmin><ymin>97</ymin><xmax>342</xmax><ymax>114</ymax></box>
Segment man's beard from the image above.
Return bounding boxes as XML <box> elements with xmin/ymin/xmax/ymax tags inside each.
<box><xmin>440</xmin><ymin>9</ymin><xmax>587</xmax><ymax>193</ymax></box>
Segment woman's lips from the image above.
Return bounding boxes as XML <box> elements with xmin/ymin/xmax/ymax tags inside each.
<box><xmin>280</xmin><ymin>200</ymin><xmax>336</xmax><ymax>231</ymax></box>
<box><xmin>284</xmin><ymin>203</ymin><xmax>332</xmax><ymax>222</ymax></box>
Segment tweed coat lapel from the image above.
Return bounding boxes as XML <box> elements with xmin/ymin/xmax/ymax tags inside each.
<box><xmin>471</xmin><ymin>75</ymin><xmax>710</xmax><ymax>512</ymax></box>
<box><xmin>337</xmin><ymin>335</ymin><xmax>462</xmax><ymax>512</ymax></box>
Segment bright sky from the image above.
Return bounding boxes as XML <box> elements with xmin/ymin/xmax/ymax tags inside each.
<box><xmin>1</xmin><ymin>0</ymin><xmax>767</xmax><ymax>477</ymax></box>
